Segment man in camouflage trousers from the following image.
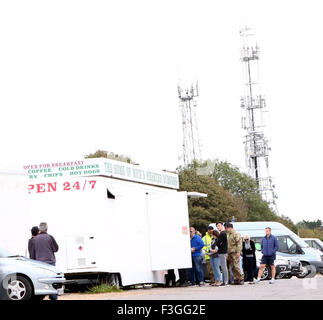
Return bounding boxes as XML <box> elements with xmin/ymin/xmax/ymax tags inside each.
<box><xmin>225</xmin><ymin>223</ymin><xmax>244</xmax><ymax>285</ymax></box>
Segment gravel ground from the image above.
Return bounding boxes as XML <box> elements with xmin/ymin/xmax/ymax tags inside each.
<box><xmin>57</xmin><ymin>275</ymin><xmax>323</xmax><ymax>300</ymax></box>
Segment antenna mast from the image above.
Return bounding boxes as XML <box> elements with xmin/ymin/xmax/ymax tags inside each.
<box><xmin>178</xmin><ymin>82</ymin><xmax>201</xmax><ymax>166</ymax></box>
<box><xmin>240</xmin><ymin>27</ymin><xmax>278</xmax><ymax>209</ymax></box>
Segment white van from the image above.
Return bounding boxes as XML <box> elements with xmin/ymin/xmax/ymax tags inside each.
<box><xmin>225</xmin><ymin>222</ymin><xmax>323</xmax><ymax>277</ymax></box>
<box><xmin>303</xmin><ymin>238</ymin><xmax>323</xmax><ymax>253</ymax></box>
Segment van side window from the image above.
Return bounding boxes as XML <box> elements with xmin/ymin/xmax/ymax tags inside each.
<box><xmin>312</xmin><ymin>241</ymin><xmax>321</xmax><ymax>250</ymax></box>
<box><xmin>277</xmin><ymin>236</ymin><xmax>297</xmax><ymax>254</ymax></box>
<box><xmin>251</xmin><ymin>237</ymin><xmax>262</xmax><ymax>251</ymax></box>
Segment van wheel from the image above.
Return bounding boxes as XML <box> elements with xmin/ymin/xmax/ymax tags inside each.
<box><xmin>296</xmin><ymin>262</ymin><xmax>311</xmax><ymax>278</ymax></box>
<box><xmin>261</xmin><ymin>265</ymin><xmax>272</xmax><ymax>280</ymax></box>
<box><xmin>0</xmin><ymin>275</ymin><xmax>33</xmax><ymax>300</ymax></box>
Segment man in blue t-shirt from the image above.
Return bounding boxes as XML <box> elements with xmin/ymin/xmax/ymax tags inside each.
<box><xmin>255</xmin><ymin>227</ymin><xmax>279</xmax><ymax>284</ymax></box>
<box><xmin>190</xmin><ymin>227</ymin><xmax>205</xmax><ymax>286</ymax></box>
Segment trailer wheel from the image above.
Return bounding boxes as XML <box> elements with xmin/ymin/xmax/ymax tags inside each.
<box><xmin>103</xmin><ymin>273</ymin><xmax>121</xmax><ymax>288</ymax></box>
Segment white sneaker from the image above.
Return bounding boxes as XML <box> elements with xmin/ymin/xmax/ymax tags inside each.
<box><xmin>269</xmin><ymin>279</ymin><xmax>275</xmax><ymax>284</ymax></box>
<box><xmin>254</xmin><ymin>278</ymin><xmax>261</xmax><ymax>284</ymax></box>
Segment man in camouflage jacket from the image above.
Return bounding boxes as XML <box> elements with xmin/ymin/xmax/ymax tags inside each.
<box><xmin>225</xmin><ymin>223</ymin><xmax>244</xmax><ymax>285</ymax></box>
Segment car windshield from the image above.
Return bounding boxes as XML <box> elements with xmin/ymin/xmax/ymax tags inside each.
<box><xmin>289</xmin><ymin>234</ymin><xmax>309</xmax><ymax>248</ymax></box>
<box><xmin>0</xmin><ymin>247</ymin><xmax>12</xmax><ymax>258</ymax></box>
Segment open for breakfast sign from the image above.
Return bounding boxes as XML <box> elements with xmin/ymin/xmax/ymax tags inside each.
<box><xmin>23</xmin><ymin>158</ymin><xmax>179</xmax><ymax>189</ymax></box>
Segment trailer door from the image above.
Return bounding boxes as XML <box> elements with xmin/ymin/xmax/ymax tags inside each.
<box><xmin>66</xmin><ymin>234</ymin><xmax>97</xmax><ymax>270</ymax></box>
<box><xmin>146</xmin><ymin>191</ymin><xmax>191</xmax><ymax>271</ymax></box>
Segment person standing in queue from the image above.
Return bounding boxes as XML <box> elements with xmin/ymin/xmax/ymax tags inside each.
<box><xmin>208</xmin><ymin>230</ymin><xmax>222</xmax><ymax>286</ymax></box>
<box><xmin>190</xmin><ymin>227</ymin><xmax>205</xmax><ymax>286</ymax></box>
<box><xmin>225</xmin><ymin>223</ymin><xmax>244</xmax><ymax>285</ymax></box>
<box><xmin>28</xmin><ymin>226</ymin><xmax>39</xmax><ymax>259</ymax></box>
<box><xmin>255</xmin><ymin>227</ymin><xmax>279</xmax><ymax>284</ymax></box>
<box><xmin>216</xmin><ymin>222</ymin><xmax>229</xmax><ymax>287</ymax></box>
<box><xmin>242</xmin><ymin>234</ymin><xmax>257</xmax><ymax>284</ymax></box>
<box><xmin>202</xmin><ymin>226</ymin><xmax>215</xmax><ymax>285</ymax></box>
<box><xmin>31</xmin><ymin>222</ymin><xmax>59</xmax><ymax>300</ymax></box>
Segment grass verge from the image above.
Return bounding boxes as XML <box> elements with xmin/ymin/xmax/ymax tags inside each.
<box><xmin>85</xmin><ymin>284</ymin><xmax>123</xmax><ymax>294</ymax></box>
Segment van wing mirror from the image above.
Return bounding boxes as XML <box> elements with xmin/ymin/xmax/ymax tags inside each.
<box><xmin>296</xmin><ymin>245</ymin><xmax>303</xmax><ymax>254</ymax></box>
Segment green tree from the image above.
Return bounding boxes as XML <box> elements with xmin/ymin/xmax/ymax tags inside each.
<box><xmin>85</xmin><ymin>149</ymin><xmax>135</xmax><ymax>164</ymax></box>
<box><xmin>296</xmin><ymin>219</ymin><xmax>322</xmax><ymax>230</ymax></box>
<box><xmin>180</xmin><ymin>159</ymin><xmax>298</xmax><ymax>233</ymax></box>
<box><xmin>178</xmin><ymin>167</ymin><xmax>248</xmax><ymax>232</ymax></box>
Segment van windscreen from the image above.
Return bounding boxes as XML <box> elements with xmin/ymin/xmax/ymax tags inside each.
<box><xmin>289</xmin><ymin>234</ymin><xmax>309</xmax><ymax>248</ymax></box>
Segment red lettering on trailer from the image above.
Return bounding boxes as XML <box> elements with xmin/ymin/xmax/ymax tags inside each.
<box><xmin>28</xmin><ymin>184</ymin><xmax>34</xmax><ymax>194</ymax></box>
<box><xmin>28</xmin><ymin>180</ymin><xmax>97</xmax><ymax>194</ymax></box>
<box><xmin>47</xmin><ymin>182</ymin><xmax>57</xmax><ymax>192</ymax></box>
<box><xmin>36</xmin><ymin>183</ymin><xmax>46</xmax><ymax>193</ymax></box>
<box><xmin>89</xmin><ymin>180</ymin><xmax>96</xmax><ymax>189</ymax></box>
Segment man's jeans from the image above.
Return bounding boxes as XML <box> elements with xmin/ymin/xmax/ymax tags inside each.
<box><xmin>48</xmin><ymin>262</ymin><xmax>58</xmax><ymax>301</ymax></box>
<box><xmin>219</xmin><ymin>254</ymin><xmax>229</xmax><ymax>285</ymax></box>
<box><xmin>191</xmin><ymin>255</ymin><xmax>204</xmax><ymax>285</ymax></box>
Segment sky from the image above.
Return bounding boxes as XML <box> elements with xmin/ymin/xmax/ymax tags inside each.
<box><xmin>0</xmin><ymin>0</ymin><xmax>322</xmax><ymax>223</ymax></box>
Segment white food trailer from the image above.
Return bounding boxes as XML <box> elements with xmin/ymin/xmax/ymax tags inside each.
<box><xmin>0</xmin><ymin>170</ymin><xmax>30</xmax><ymax>256</ymax></box>
<box><xmin>23</xmin><ymin>158</ymin><xmax>192</xmax><ymax>286</ymax></box>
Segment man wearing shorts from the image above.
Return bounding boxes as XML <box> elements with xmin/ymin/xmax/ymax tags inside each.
<box><xmin>255</xmin><ymin>227</ymin><xmax>279</xmax><ymax>284</ymax></box>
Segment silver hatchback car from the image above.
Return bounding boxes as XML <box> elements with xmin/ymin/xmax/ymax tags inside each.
<box><xmin>0</xmin><ymin>247</ymin><xmax>65</xmax><ymax>300</ymax></box>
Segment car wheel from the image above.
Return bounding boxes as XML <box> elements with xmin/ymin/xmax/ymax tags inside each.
<box><xmin>1</xmin><ymin>275</ymin><xmax>33</xmax><ymax>300</ymax></box>
<box><xmin>261</xmin><ymin>265</ymin><xmax>272</xmax><ymax>280</ymax></box>
<box><xmin>296</xmin><ymin>262</ymin><xmax>311</xmax><ymax>279</ymax></box>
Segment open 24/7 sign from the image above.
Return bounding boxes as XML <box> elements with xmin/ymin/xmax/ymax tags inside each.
<box><xmin>23</xmin><ymin>158</ymin><xmax>179</xmax><ymax>189</ymax></box>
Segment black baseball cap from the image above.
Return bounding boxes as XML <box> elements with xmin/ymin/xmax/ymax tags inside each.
<box><xmin>207</xmin><ymin>225</ymin><xmax>214</xmax><ymax>230</ymax></box>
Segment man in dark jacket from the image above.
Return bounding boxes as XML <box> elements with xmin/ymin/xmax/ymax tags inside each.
<box><xmin>242</xmin><ymin>234</ymin><xmax>256</xmax><ymax>284</ymax></box>
<box><xmin>255</xmin><ymin>227</ymin><xmax>279</xmax><ymax>284</ymax></box>
<box><xmin>28</xmin><ymin>226</ymin><xmax>39</xmax><ymax>259</ymax></box>
<box><xmin>30</xmin><ymin>222</ymin><xmax>59</xmax><ymax>265</ymax></box>
<box><xmin>30</xmin><ymin>222</ymin><xmax>59</xmax><ymax>300</ymax></box>
<box><xmin>216</xmin><ymin>221</ymin><xmax>229</xmax><ymax>287</ymax></box>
